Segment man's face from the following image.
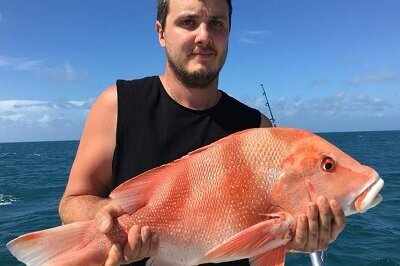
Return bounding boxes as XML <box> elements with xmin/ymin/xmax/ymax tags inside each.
<box><xmin>159</xmin><ymin>0</ymin><xmax>230</xmax><ymax>88</ymax></box>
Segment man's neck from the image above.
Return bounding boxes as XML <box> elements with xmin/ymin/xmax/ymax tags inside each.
<box><xmin>159</xmin><ymin>71</ymin><xmax>221</xmax><ymax>110</ymax></box>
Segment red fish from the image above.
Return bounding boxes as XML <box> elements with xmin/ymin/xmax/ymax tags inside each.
<box><xmin>7</xmin><ymin>128</ymin><xmax>384</xmax><ymax>265</ymax></box>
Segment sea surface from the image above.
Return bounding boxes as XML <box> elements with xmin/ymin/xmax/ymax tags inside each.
<box><xmin>0</xmin><ymin>131</ymin><xmax>399</xmax><ymax>265</ymax></box>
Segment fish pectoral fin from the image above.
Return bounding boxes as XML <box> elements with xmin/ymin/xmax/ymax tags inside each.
<box><xmin>110</xmin><ymin>161</ymin><xmax>180</xmax><ymax>213</ymax></box>
<box><xmin>200</xmin><ymin>212</ymin><xmax>295</xmax><ymax>263</ymax></box>
<box><xmin>249</xmin><ymin>246</ymin><xmax>286</xmax><ymax>266</ymax></box>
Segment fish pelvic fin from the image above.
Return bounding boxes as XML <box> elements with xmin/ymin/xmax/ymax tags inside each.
<box><xmin>7</xmin><ymin>221</ymin><xmax>105</xmax><ymax>266</ymax></box>
<box><xmin>200</xmin><ymin>212</ymin><xmax>295</xmax><ymax>264</ymax></box>
<box><xmin>249</xmin><ymin>246</ymin><xmax>286</xmax><ymax>266</ymax></box>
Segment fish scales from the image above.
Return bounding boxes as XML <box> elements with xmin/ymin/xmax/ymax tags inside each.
<box><xmin>125</xmin><ymin>129</ymin><xmax>281</xmax><ymax>261</ymax></box>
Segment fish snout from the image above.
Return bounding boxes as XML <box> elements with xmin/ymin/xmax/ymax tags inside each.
<box><xmin>360</xmin><ymin>165</ymin><xmax>380</xmax><ymax>180</ymax></box>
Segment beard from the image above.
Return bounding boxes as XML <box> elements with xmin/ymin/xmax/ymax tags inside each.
<box><xmin>166</xmin><ymin>45</ymin><xmax>227</xmax><ymax>88</ymax></box>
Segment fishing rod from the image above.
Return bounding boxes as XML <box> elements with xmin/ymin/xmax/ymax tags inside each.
<box><xmin>260</xmin><ymin>83</ymin><xmax>326</xmax><ymax>266</ymax></box>
<box><xmin>260</xmin><ymin>84</ymin><xmax>276</xmax><ymax>127</ymax></box>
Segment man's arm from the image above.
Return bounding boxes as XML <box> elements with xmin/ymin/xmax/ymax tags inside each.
<box><xmin>59</xmin><ymin>85</ymin><xmax>117</xmax><ymax>223</ymax></box>
<box><xmin>259</xmin><ymin>113</ymin><xmax>346</xmax><ymax>252</ymax></box>
<box><xmin>59</xmin><ymin>86</ymin><xmax>158</xmax><ymax>265</ymax></box>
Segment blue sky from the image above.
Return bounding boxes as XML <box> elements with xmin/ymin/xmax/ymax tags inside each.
<box><xmin>0</xmin><ymin>1</ymin><xmax>399</xmax><ymax>142</ymax></box>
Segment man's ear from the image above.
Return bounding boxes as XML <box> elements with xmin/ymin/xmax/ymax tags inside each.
<box><xmin>155</xmin><ymin>21</ymin><xmax>166</xmax><ymax>47</ymax></box>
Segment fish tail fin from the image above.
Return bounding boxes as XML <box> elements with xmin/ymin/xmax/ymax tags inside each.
<box><xmin>7</xmin><ymin>220</ymin><xmax>106</xmax><ymax>266</ymax></box>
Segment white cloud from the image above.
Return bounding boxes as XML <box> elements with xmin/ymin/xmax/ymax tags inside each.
<box><xmin>246</xmin><ymin>30</ymin><xmax>273</xmax><ymax>36</ymax></box>
<box><xmin>238</xmin><ymin>30</ymin><xmax>272</xmax><ymax>45</ymax></box>
<box><xmin>355</xmin><ymin>93</ymin><xmax>389</xmax><ymax>111</ymax></box>
<box><xmin>0</xmin><ymin>56</ymin><xmax>11</xmax><ymax>66</ymax></box>
<box><xmin>0</xmin><ymin>113</ymin><xmax>24</xmax><ymax>122</ymax></box>
<box><xmin>45</xmin><ymin>62</ymin><xmax>88</xmax><ymax>82</ymax></box>
<box><xmin>0</xmin><ymin>56</ymin><xmax>88</xmax><ymax>83</ymax></box>
<box><xmin>310</xmin><ymin>78</ymin><xmax>327</xmax><ymax>87</ymax></box>
<box><xmin>37</xmin><ymin>114</ymin><xmax>51</xmax><ymax>124</ymax></box>
<box><xmin>0</xmin><ymin>99</ymin><xmax>93</xmax><ymax>113</ymax></box>
<box><xmin>242</xmin><ymin>91</ymin><xmax>399</xmax><ymax>132</ymax></box>
<box><xmin>277</xmin><ymin>91</ymin><xmax>390</xmax><ymax>117</ymax></box>
<box><xmin>15</xmin><ymin>60</ymin><xmax>44</xmax><ymax>71</ymax></box>
<box><xmin>0</xmin><ymin>99</ymin><xmax>93</xmax><ymax>142</ymax></box>
<box><xmin>0</xmin><ymin>100</ymin><xmax>49</xmax><ymax>113</ymax></box>
<box><xmin>0</xmin><ymin>56</ymin><xmax>42</xmax><ymax>71</ymax></box>
<box><xmin>238</xmin><ymin>38</ymin><xmax>257</xmax><ymax>45</ymax></box>
<box><xmin>347</xmin><ymin>69</ymin><xmax>400</xmax><ymax>85</ymax></box>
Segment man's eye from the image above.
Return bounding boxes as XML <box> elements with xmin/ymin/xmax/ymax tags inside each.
<box><xmin>181</xmin><ymin>19</ymin><xmax>195</xmax><ymax>27</ymax></box>
<box><xmin>210</xmin><ymin>20</ymin><xmax>223</xmax><ymax>28</ymax></box>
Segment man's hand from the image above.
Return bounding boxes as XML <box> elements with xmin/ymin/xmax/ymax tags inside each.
<box><xmin>287</xmin><ymin>195</ymin><xmax>346</xmax><ymax>252</ymax></box>
<box><xmin>95</xmin><ymin>201</ymin><xmax>159</xmax><ymax>266</ymax></box>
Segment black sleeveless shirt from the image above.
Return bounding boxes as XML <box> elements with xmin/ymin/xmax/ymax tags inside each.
<box><xmin>112</xmin><ymin>76</ymin><xmax>261</xmax><ymax>265</ymax></box>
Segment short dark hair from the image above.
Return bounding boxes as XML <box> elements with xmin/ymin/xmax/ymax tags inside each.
<box><xmin>157</xmin><ymin>0</ymin><xmax>232</xmax><ymax>30</ymax></box>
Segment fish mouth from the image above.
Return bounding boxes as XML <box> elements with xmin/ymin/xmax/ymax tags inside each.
<box><xmin>353</xmin><ymin>178</ymin><xmax>384</xmax><ymax>213</ymax></box>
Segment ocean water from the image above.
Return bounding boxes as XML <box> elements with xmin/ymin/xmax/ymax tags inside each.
<box><xmin>0</xmin><ymin>131</ymin><xmax>399</xmax><ymax>265</ymax></box>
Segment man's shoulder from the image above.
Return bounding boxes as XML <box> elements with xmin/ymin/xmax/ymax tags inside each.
<box><xmin>115</xmin><ymin>76</ymin><xmax>161</xmax><ymax>98</ymax></box>
<box><xmin>218</xmin><ymin>91</ymin><xmax>272</xmax><ymax>128</ymax></box>
<box><xmin>215</xmin><ymin>91</ymin><xmax>262</xmax><ymax>130</ymax></box>
<box><xmin>117</xmin><ymin>75</ymin><xmax>160</xmax><ymax>89</ymax></box>
<box><xmin>220</xmin><ymin>91</ymin><xmax>259</xmax><ymax>113</ymax></box>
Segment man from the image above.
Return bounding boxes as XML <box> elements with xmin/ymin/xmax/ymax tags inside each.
<box><xmin>59</xmin><ymin>0</ymin><xmax>346</xmax><ymax>265</ymax></box>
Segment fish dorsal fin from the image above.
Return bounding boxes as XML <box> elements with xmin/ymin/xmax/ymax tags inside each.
<box><xmin>110</xmin><ymin>161</ymin><xmax>180</xmax><ymax>213</ymax></box>
<box><xmin>200</xmin><ymin>212</ymin><xmax>295</xmax><ymax>264</ymax></box>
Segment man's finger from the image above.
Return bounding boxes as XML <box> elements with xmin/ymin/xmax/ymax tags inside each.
<box><xmin>95</xmin><ymin>201</ymin><xmax>124</xmax><ymax>233</ymax></box>
<box><xmin>105</xmin><ymin>244</ymin><xmax>122</xmax><ymax>266</ymax></box>
<box><xmin>287</xmin><ymin>214</ymin><xmax>307</xmax><ymax>251</ymax></box>
<box><xmin>137</xmin><ymin>226</ymin><xmax>152</xmax><ymax>259</ymax></box>
<box><xmin>148</xmin><ymin>233</ymin><xmax>160</xmax><ymax>257</ymax></box>
<box><xmin>329</xmin><ymin>199</ymin><xmax>346</xmax><ymax>241</ymax></box>
<box><xmin>95</xmin><ymin>209</ymin><xmax>113</xmax><ymax>233</ymax></box>
<box><xmin>123</xmin><ymin>225</ymin><xmax>142</xmax><ymax>262</ymax></box>
<box><xmin>316</xmin><ymin>196</ymin><xmax>332</xmax><ymax>250</ymax></box>
<box><xmin>305</xmin><ymin>202</ymin><xmax>319</xmax><ymax>252</ymax></box>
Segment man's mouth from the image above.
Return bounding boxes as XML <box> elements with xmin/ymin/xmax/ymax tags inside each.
<box><xmin>191</xmin><ymin>46</ymin><xmax>216</xmax><ymax>57</ymax></box>
<box><xmin>191</xmin><ymin>51</ymin><xmax>214</xmax><ymax>57</ymax></box>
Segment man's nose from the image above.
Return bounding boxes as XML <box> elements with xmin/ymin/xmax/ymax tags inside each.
<box><xmin>194</xmin><ymin>23</ymin><xmax>212</xmax><ymax>45</ymax></box>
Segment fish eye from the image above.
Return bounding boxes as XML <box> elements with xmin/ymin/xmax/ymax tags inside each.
<box><xmin>321</xmin><ymin>157</ymin><xmax>336</xmax><ymax>172</ymax></box>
